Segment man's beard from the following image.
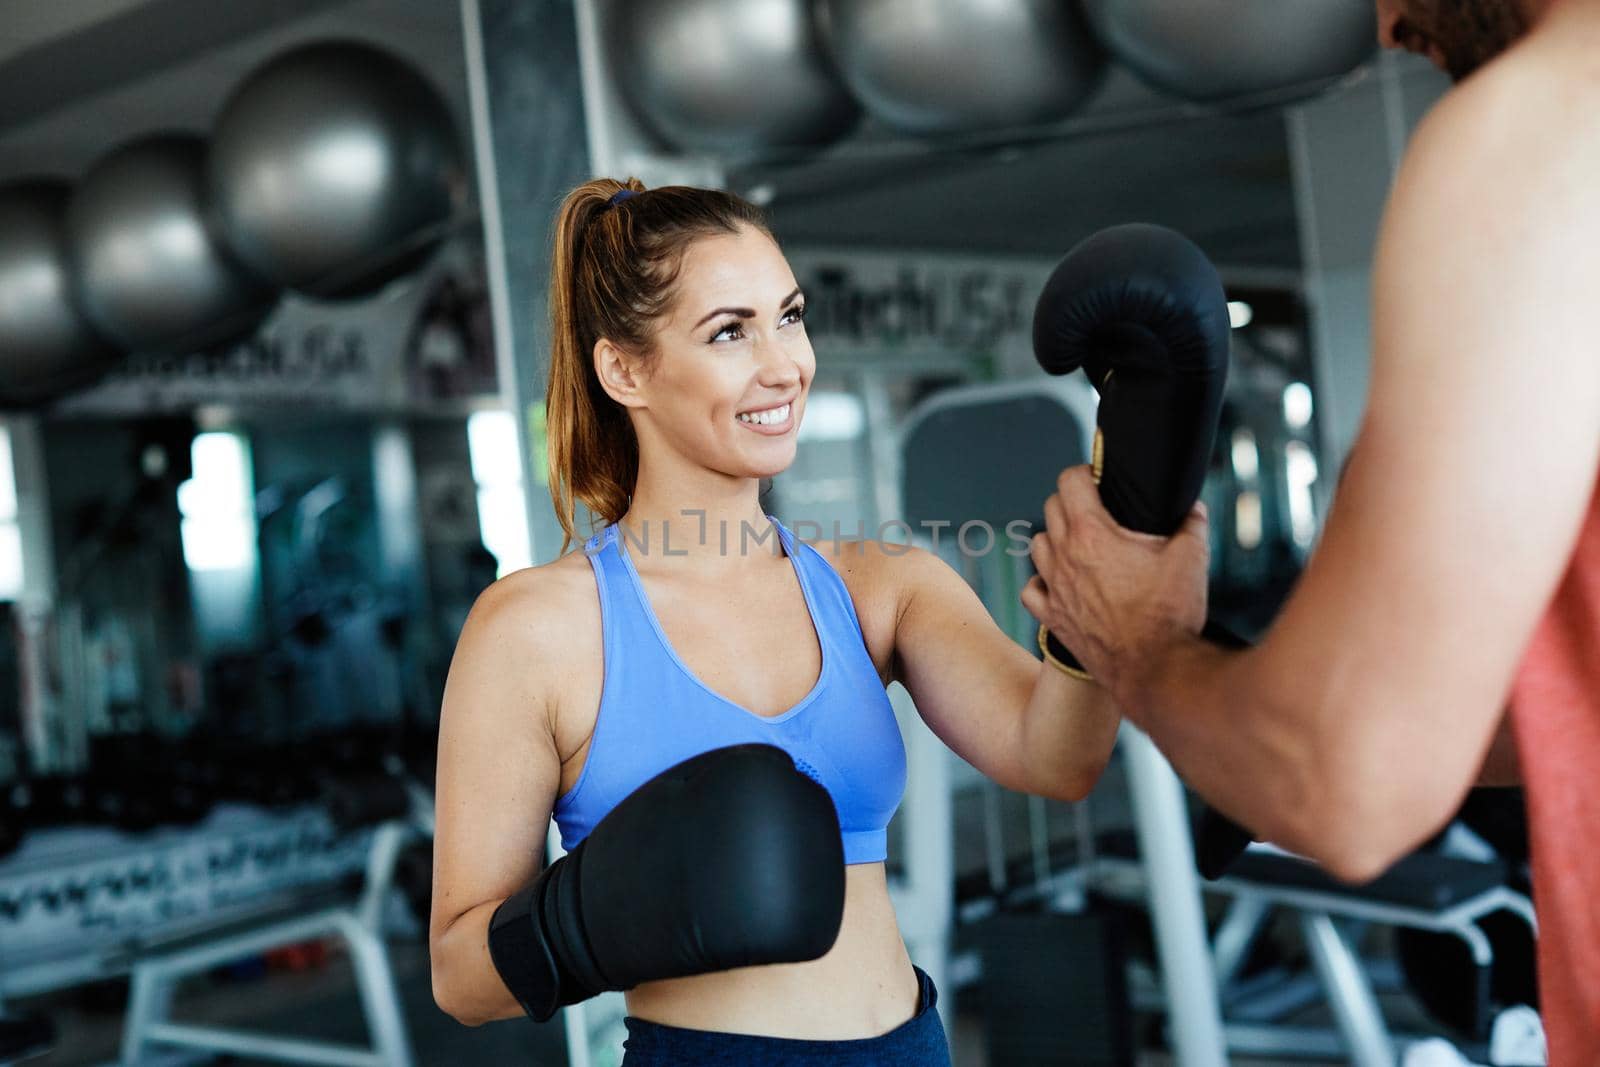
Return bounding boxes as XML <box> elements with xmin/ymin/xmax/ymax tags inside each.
<box><xmin>1393</xmin><ymin>0</ymin><xmax>1531</xmax><ymax>80</ymax></box>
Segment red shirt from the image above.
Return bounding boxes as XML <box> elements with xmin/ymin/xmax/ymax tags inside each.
<box><xmin>1509</xmin><ymin>485</ymin><xmax>1600</xmax><ymax>1065</ymax></box>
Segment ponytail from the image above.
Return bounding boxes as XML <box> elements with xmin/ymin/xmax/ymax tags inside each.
<box><xmin>544</xmin><ymin>178</ymin><xmax>770</xmax><ymax>555</ymax></box>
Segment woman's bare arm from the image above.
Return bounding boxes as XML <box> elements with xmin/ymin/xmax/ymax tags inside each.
<box><xmin>430</xmin><ymin>572</ymin><xmax>568</xmax><ymax>1026</ymax></box>
<box><xmin>883</xmin><ymin>544</ymin><xmax>1119</xmax><ymax>801</ymax></box>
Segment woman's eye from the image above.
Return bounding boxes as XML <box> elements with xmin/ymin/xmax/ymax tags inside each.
<box><xmin>710</xmin><ymin>321</ymin><xmax>744</xmax><ymax>343</ymax></box>
<box><xmin>781</xmin><ymin>303</ymin><xmax>807</xmax><ymax>327</ymax></box>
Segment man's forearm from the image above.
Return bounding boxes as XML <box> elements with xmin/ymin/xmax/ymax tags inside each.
<box><xmin>1016</xmin><ymin>663</ymin><xmax>1121</xmax><ymax>802</ymax></box>
<box><xmin>1122</xmin><ymin>637</ymin><xmax>1330</xmax><ymax>857</ymax></box>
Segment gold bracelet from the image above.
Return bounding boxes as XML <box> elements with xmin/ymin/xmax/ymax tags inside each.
<box><xmin>1037</xmin><ymin>623</ymin><xmax>1095</xmax><ymax>683</ymax></box>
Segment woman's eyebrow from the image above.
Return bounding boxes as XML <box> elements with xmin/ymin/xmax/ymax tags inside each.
<box><xmin>691</xmin><ymin>286</ymin><xmax>805</xmax><ymax>330</ymax></box>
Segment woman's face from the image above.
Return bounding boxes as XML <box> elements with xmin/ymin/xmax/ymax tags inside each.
<box><xmin>622</xmin><ymin>224</ymin><xmax>813</xmax><ymax>481</ymax></box>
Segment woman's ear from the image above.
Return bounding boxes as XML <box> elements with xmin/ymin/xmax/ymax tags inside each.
<box><xmin>594</xmin><ymin>337</ymin><xmax>647</xmax><ymax>409</ymax></box>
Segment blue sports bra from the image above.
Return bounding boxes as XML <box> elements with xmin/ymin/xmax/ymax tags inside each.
<box><xmin>552</xmin><ymin>516</ymin><xmax>907</xmax><ymax>864</ymax></box>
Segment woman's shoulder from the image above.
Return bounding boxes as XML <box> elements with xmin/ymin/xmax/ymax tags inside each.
<box><xmin>458</xmin><ymin>547</ymin><xmax>601</xmax><ymax>664</ymax></box>
<box><xmin>795</xmin><ymin>537</ymin><xmax>944</xmax><ymax>631</ymax></box>
<box><xmin>797</xmin><ymin>536</ymin><xmax>934</xmax><ymax>593</ymax></box>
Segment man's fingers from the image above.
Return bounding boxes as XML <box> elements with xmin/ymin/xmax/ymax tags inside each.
<box><xmin>1056</xmin><ymin>463</ymin><xmax>1100</xmax><ymax>510</ymax></box>
<box><xmin>1178</xmin><ymin>500</ymin><xmax>1212</xmax><ymax>551</ymax></box>
<box><xmin>1029</xmin><ymin>530</ymin><xmax>1056</xmax><ymax>584</ymax></box>
<box><xmin>1019</xmin><ymin>575</ymin><xmax>1048</xmax><ymax>622</ymax></box>
<box><xmin>1043</xmin><ymin>491</ymin><xmax>1068</xmax><ymax>543</ymax></box>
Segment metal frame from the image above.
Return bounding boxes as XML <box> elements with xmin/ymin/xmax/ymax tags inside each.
<box><xmin>1208</xmin><ymin>856</ymin><xmax>1536</xmax><ymax>1066</ymax></box>
<box><xmin>119</xmin><ymin>821</ymin><xmax>416</xmax><ymax>1067</ymax></box>
<box><xmin>896</xmin><ymin>377</ymin><xmax>1230</xmax><ymax>1066</ymax></box>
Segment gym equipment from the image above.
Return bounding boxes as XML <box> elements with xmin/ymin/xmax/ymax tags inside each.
<box><xmin>208</xmin><ymin>41</ymin><xmax>465</xmax><ymax>300</ymax></box>
<box><xmin>64</xmin><ymin>135</ymin><xmax>278</xmax><ymax>356</ymax></box>
<box><xmin>1207</xmin><ymin>846</ymin><xmax>1536</xmax><ymax>1067</ymax></box>
<box><xmin>1081</xmin><ymin>0</ymin><xmax>1375</xmax><ymax>103</ymax></box>
<box><xmin>0</xmin><ymin>795</ymin><xmax>397</xmax><ymax>1001</ymax></box>
<box><xmin>895</xmin><ymin>373</ymin><xmax>1231</xmax><ymax>1062</ymax></box>
<box><xmin>81</xmin><ymin>734</ymin><xmax>215</xmax><ymax>832</ymax></box>
<box><xmin>394</xmin><ymin>837</ymin><xmax>433</xmax><ymax>928</ymax></box>
<box><xmin>322</xmin><ymin>771</ymin><xmax>414</xmax><ymax>836</ymax></box>
<box><xmin>898</xmin><ymin>377</ymin><xmax>1097</xmax><ymax>919</ymax></box>
<box><xmin>0</xmin><ymin>181</ymin><xmax>123</xmax><ymax>405</ymax></box>
<box><xmin>0</xmin><ymin>1012</ymin><xmax>56</xmax><ymax>1063</ymax></box>
<box><xmin>820</xmin><ymin>0</ymin><xmax>1105</xmax><ymax>135</ymax></box>
<box><xmin>611</xmin><ymin>0</ymin><xmax>859</xmax><ymax>154</ymax></box>
<box><xmin>1396</xmin><ymin>794</ymin><xmax>1538</xmax><ymax>1041</ymax></box>
<box><xmin>978</xmin><ymin>909</ymin><xmax>1133</xmax><ymax>1067</ymax></box>
<box><xmin>1397</xmin><ymin>909</ymin><xmax>1537</xmax><ymax>1041</ymax></box>
<box><xmin>119</xmin><ymin>812</ymin><xmax>424</xmax><ymax>1067</ymax></box>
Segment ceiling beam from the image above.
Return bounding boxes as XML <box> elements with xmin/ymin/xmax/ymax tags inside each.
<box><xmin>0</xmin><ymin>0</ymin><xmax>346</xmax><ymax>134</ymax></box>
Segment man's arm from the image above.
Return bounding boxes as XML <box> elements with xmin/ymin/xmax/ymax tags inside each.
<box><xmin>1056</xmin><ymin>67</ymin><xmax>1600</xmax><ymax>881</ymax></box>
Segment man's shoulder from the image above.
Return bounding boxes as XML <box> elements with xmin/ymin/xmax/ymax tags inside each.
<box><xmin>1419</xmin><ymin>40</ymin><xmax>1597</xmax><ymax>158</ymax></box>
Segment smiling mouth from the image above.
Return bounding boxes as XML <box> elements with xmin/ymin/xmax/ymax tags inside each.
<box><xmin>735</xmin><ymin>401</ymin><xmax>793</xmax><ymax>428</ymax></box>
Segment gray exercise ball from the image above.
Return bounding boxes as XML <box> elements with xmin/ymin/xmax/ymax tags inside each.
<box><xmin>208</xmin><ymin>41</ymin><xmax>466</xmax><ymax>300</ymax></box>
<box><xmin>65</xmin><ymin>135</ymin><xmax>279</xmax><ymax>358</ymax></box>
<box><xmin>819</xmin><ymin>0</ymin><xmax>1106</xmax><ymax>135</ymax></box>
<box><xmin>612</xmin><ymin>0</ymin><xmax>860</xmax><ymax>154</ymax></box>
<box><xmin>0</xmin><ymin>181</ymin><xmax>124</xmax><ymax>404</ymax></box>
<box><xmin>1082</xmin><ymin>0</ymin><xmax>1376</xmax><ymax>103</ymax></box>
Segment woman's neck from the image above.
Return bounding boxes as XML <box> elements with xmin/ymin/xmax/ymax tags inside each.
<box><xmin>618</xmin><ymin>487</ymin><xmax>780</xmax><ymax>572</ymax></box>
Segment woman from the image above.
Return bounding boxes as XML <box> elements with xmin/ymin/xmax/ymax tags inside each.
<box><xmin>429</xmin><ymin>178</ymin><xmax>1124</xmax><ymax>1062</ymax></box>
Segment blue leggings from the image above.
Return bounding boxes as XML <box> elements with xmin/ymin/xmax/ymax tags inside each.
<box><xmin>619</xmin><ymin>966</ymin><xmax>952</xmax><ymax>1066</ymax></box>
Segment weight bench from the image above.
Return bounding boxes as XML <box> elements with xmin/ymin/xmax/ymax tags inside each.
<box><xmin>1208</xmin><ymin>846</ymin><xmax>1537</xmax><ymax>1067</ymax></box>
<box><xmin>119</xmin><ymin>819</ymin><xmax>416</xmax><ymax>1067</ymax></box>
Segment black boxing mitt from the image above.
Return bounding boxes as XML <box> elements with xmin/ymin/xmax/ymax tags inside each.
<box><xmin>1033</xmin><ymin>223</ymin><xmax>1257</xmax><ymax>877</ymax></box>
<box><xmin>488</xmin><ymin>744</ymin><xmax>845</xmax><ymax>1021</ymax></box>
<box><xmin>1033</xmin><ymin>222</ymin><xmax>1231</xmax><ymax>538</ymax></box>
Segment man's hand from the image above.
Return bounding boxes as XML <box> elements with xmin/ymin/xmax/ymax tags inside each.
<box><xmin>1020</xmin><ymin>464</ymin><xmax>1211</xmax><ymax>708</ymax></box>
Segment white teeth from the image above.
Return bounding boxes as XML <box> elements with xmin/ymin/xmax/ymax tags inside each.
<box><xmin>738</xmin><ymin>402</ymin><xmax>790</xmax><ymax>426</ymax></box>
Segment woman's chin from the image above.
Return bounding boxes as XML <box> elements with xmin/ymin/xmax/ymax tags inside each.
<box><xmin>729</xmin><ymin>449</ymin><xmax>796</xmax><ymax>481</ymax></box>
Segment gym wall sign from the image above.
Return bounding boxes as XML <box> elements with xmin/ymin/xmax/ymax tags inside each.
<box><xmin>53</xmin><ymin>237</ymin><xmax>496</xmax><ymax>418</ymax></box>
<box><xmin>785</xmin><ymin>249</ymin><xmax>1056</xmax><ymax>372</ymax></box>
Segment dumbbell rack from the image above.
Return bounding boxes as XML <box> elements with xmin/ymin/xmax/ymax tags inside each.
<box><xmin>0</xmin><ymin>800</ymin><xmax>420</xmax><ymax>1065</ymax></box>
<box><xmin>0</xmin><ymin>805</ymin><xmax>370</xmax><ymax>998</ymax></box>
<box><xmin>120</xmin><ymin>819</ymin><xmax>416</xmax><ymax>1067</ymax></box>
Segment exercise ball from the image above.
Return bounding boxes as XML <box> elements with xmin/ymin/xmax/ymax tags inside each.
<box><xmin>65</xmin><ymin>135</ymin><xmax>279</xmax><ymax>359</ymax></box>
<box><xmin>612</xmin><ymin>0</ymin><xmax>859</xmax><ymax>154</ymax></box>
<box><xmin>0</xmin><ymin>181</ymin><xmax>123</xmax><ymax>404</ymax></box>
<box><xmin>1081</xmin><ymin>0</ymin><xmax>1376</xmax><ymax>103</ymax></box>
<box><xmin>209</xmin><ymin>41</ymin><xmax>466</xmax><ymax>300</ymax></box>
<box><xmin>820</xmin><ymin>0</ymin><xmax>1105</xmax><ymax>135</ymax></box>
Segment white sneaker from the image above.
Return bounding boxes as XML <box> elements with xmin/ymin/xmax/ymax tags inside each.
<box><xmin>1488</xmin><ymin>1005</ymin><xmax>1547</xmax><ymax>1066</ymax></box>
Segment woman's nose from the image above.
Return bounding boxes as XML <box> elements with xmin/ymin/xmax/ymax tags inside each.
<box><xmin>755</xmin><ymin>335</ymin><xmax>802</xmax><ymax>381</ymax></box>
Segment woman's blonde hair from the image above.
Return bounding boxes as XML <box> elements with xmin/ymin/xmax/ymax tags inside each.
<box><xmin>545</xmin><ymin>178</ymin><xmax>772</xmax><ymax>554</ymax></box>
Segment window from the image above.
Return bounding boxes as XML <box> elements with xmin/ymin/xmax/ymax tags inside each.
<box><xmin>177</xmin><ymin>432</ymin><xmax>256</xmax><ymax>572</ymax></box>
<box><xmin>467</xmin><ymin>410</ymin><xmax>531</xmax><ymax>575</ymax></box>
<box><xmin>0</xmin><ymin>427</ymin><xmax>22</xmax><ymax>599</ymax></box>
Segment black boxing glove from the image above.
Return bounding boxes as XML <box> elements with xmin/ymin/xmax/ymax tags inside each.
<box><xmin>1033</xmin><ymin>222</ymin><xmax>1231</xmax><ymax>539</ymax></box>
<box><xmin>1032</xmin><ymin>223</ymin><xmax>1257</xmax><ymax>877</ymax></box>
<box><xmin>487</xmin><ymin>744</ymin><xmax>845</xmax><ymax>1021</ymax></box>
